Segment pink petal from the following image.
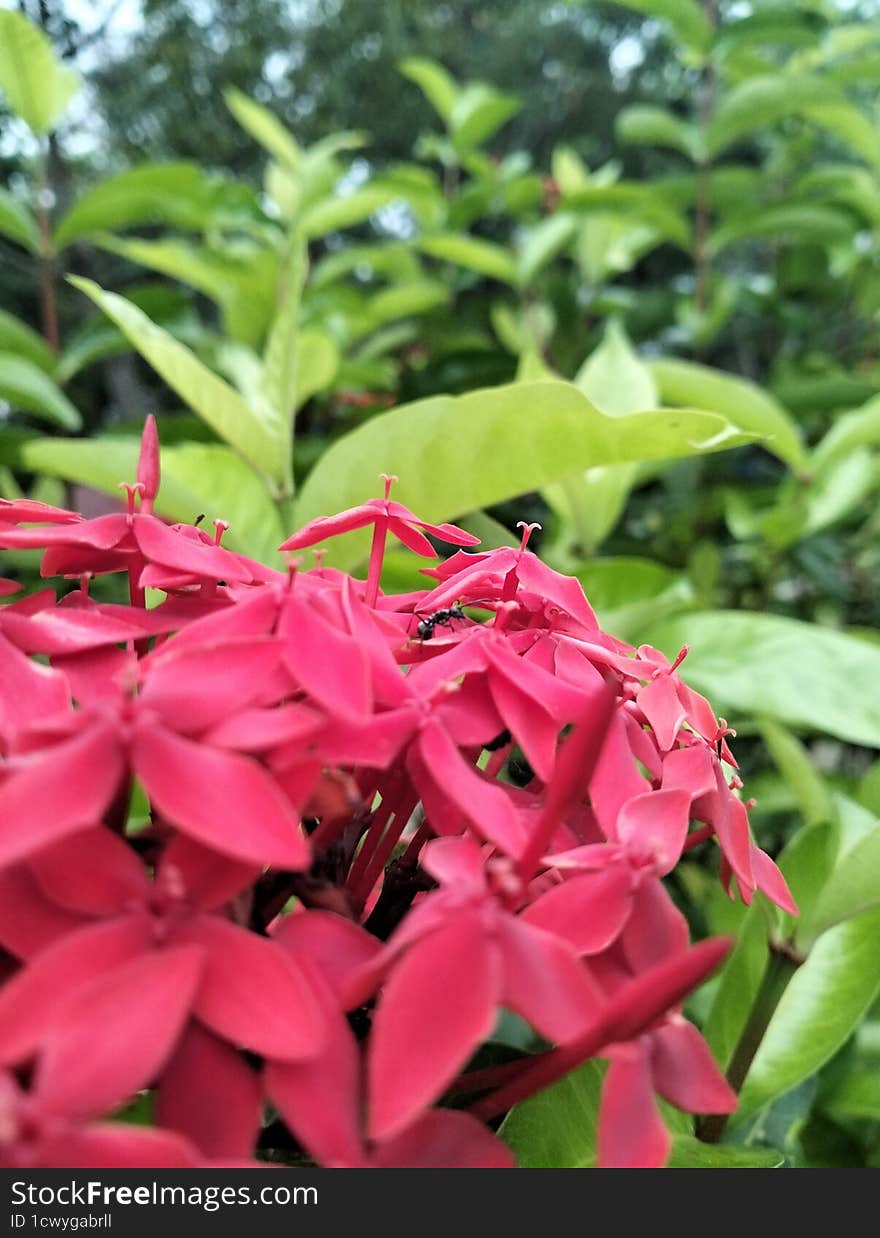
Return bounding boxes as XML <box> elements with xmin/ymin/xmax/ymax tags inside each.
<box><xmin>496</xmin><ymin>916</ymin><xmax>602</xmax><ymax>1043</ymax></box>
<box><xmin>620</xmin><ymin>880</ymin><xmax>690</xmax><ymax>973</ymax></box>
<box><xmin>140</xmin><ymin>638</ymin><xmax>282</xmax><ymax>733</ymax></box>
<box><xmin>52</xmin><ymin>646</ymin><xmax>134</xmax><ymax>705</ymax></box>
<box><xmin>204</xmin><ymin>702</ymin><xmax>324</xmax><ymax>752</ymax></box>
<box><xmin>35</xmin><ymin>946</ymin><xmax>204</xmax><ymax>1122</ymax></box>
<box><xmin>279</xmin><ymin>506</ymin><xmax>377</xmax><ymax>551</ymax></box>
<box><xmin>416</xmin><ymin>719</ymin><xmax>524</xmax><ymax>856</ymax></box>
<box><xmin>0</xmin><ymin>497</ymin><xmax>80</xmax><ymax>525</ymax></box>
<box><xmin>650</xmin><ymin>1019</ymin><xmax>737</xmax><ymax>1114</ymax></box>
<box><xmin>522</xmin><ymin>867</ymin><xmax>633</xmax><ymax>954</ymax></box>
<box><xmin>488</xmin><ymin>673</ymin><xmax>559</xmax><ymax>782</ymax></box>
<box><xmin>637</xmin><ymin>676</ymin><xmax>687</xmax><ymax>751</ymax></box>
<box><xmin>0</xmin><ymin>512</ymin><xmax>126</xmax><ymax>550</ymax></box>
<box><xmin>598</xmin><ymin>1045</ymin><xmax>671</xmax><ymax>1168</ymax></box>
<box><xmin>514</xmin><ymin>554</ymin><xmax>600</xmax><ymax>630</ymax></box>
<box><xmin>0</xmin><ymin>632</ymin><xmax>70</xmax><ymax>746</ymax></box>
<box><xmin>0</xmin><ymin>915</ymin><xmax>151</xmax><ymax>1065</ymax></box>
<box><xmin>46</xmin><ymin>1123</ymin><xmax>202</xmax><ymax>1168</ymax></box>
<box><xmin>272</xmin><ymin>910</ymin><xmax>382</xmax><ymax>1003</ymax></box>
<box><xmin>137</xmin><ymin>414</ymin><xmax>160</xmax><ymax>500</ymax></box>
<box><xmin>182</xmin><ymin>914</ymin><xmax>325</xmax><ymax>1061</ymax></box>
<box><xmin>134</xmin><ymin>516</ymin><xmax>252</xmax><ymax>583</ymax></box>
<box><xmin>266</xmin><ymin>963</ymin><xmax>366</xmax><ymax>1168</ymax></box>
<box><xmin>280</xmin><ymin>594</ymin><xmax>372</xmax><ymax>721</ymax></box>
<box><xmin>616</xmin><ymin>789</ymin><xmax>692</xmax><ymax>875</ymax></box>
<box><xmin>132</xmin><ymin>722</ymin><xmax>309</xmax><ymax>869</ymax></box>
<box><xmin>368</xmin><ymin>912</ymin><xmax>499</xmax><ymax>1141</ymax></box>
<box><xmin>0</xmin><ymin>722</ymin><xmax>125</xmax><ymax>867</ymax></box>
<box><xmin>421</xmin><ymin>835</ymin><xmax>487</xmax><ymax>895</ymax></box>
<box><xmin>0</xmin><ymin>865</ymin><xmax>89</xmax><ymax>958</ymax></box>
<box><xmin>156</xmin><ymin>1022</ymin><xmax>261</xmax><ymax>1158</ymax></box>
<box><xmin>28</xmin><ymin>827</ymin><xmax>149</xmax><ymax>916</ymax></box>
<box><xmin>388</xmin><ymin>518</ymin><xmax>438</xmax><ymax>557</ymax></box>
<box><xmin>661</xmin><ymin>744</ymin><xmax>716</xmax><ymax>800</ymax></box>
<box><xmin>749</xmin><ymin>844</ymin><xmax>798</xmax><ymax>915</ymax></box>
<box><xmin>604</xmin><ymin>936</ymin><xmax>732</xmax><ymax>1045</ymax></box>
<box><xmin>158</xmin><ymin>834</ymin><xmax>257</xmax><ymax>912</ymax></box>
<box><xmin>372</xmin><ymin>1110</ymin><xmax>514</xmax><ymax>1168</ymax></box>
<box><xmin>588</xmin><ymin>711</ymin><xmax>651</xmax><ymax>838</ymax></box>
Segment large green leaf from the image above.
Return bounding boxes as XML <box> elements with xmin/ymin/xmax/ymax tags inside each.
<box><xmin>69</xmin><ymin>278</ymin><xmax>285</xmax><ymax>486</ymax></box>
<box><xmin>707</xmin><ymin>74</ymin><xmax>849</xmax><ymax>156</ymax></box>
<box><xmin>0</xmin><ymin>310</ymin><xmax>55</xmax><ymax>373</ymax></box>
<box><xmin>736</xmin><ymin>907</ymin><xmax>880</xmax><ymax>1121</ymax></box>
<box><xmin>300</xmin><ymin>186</ymin><xmax>399</xmax><ymax>238</ymax></box>
<box><xmin>53</xmin><ymin>164</ymin><xmax>234</xmax><ymax>250</ymax></box>
<box><xmin>0</xmin><ymin>11</ymin><xmax>79</xmax><ymax>134</ymax></box>
<box><xmin>805</xmin><ymin>823</ymin><xmax>880</xmax><ymax>945</ymax></box>
<box><xmin>812</xmin><ymin>396</ymin><xmax>880</xmax><ymax>471</ymax></box>
<box><xmin>449</xmin><ymin>82</ymin><xmax>520</xmax><ymax>153</ymax></box>
<box><xmin>709</xmin><ymin>204</ymin><xmax>855</xmax><ymax>256</ymax></box>
<box><xmin>517</xmin><ymin>214</ymin><xmax>577</xmax><ymax>286</ymax></box>
<box><xmin>666</xmin><ymin>1138</ymin><xmax>783</xmax><ymax>1168</ymax></box>
<box><xmin>0</xmin><ymin>354</ymin><xmax>80</xmax><ymax>430</ymax></box>
<box><xmin>17</xmin><ymin>437</ymin><xmax>282</xmax><ymax>563</ymax></box>
<box><xmin>596</xmin><ymin>0</ymin><xmax>712</xmax><ymax>53</ymax></box>
<box><xmin>224</xmin><ymin>87</ymin><xmax>301</xmax><ymax>167</ymax></box>
<box><xmin>642</xmin><ymin>611</ymin><xmax>880</xmax><ymax>747</ymax></box>
<box><xmin>0</xmin><ymin>188</ymin><xmax>39</xmax><ymax>253</ymax></box>
<box><xmin>648</xmin><ymin>358</ymin><xmax>806</xmax><ymax>470</ymax></box>
<box><xmin>563</xmin><ymin>184</ymin><xmax>691</xmax><ymax>248</ymax></box>
<box><xmin>703</xmin><ymin>906</ymin><xmax>768</xmax><ymax>1070</ymax></box>
<box><xmin>418</xmin><ymin>234</ymin><xmax>517</xmax><ymax>284</ymax></box>
<box><xmin>399</xmin><ymin>58</ymin><xmax>457</xmax><ymax>123</ymax></box>
<box><xmin>757</xmin><ymin>720</ymin><xmax>836</xmax><ymax>828</ymax></box>
<box><xmin>616</xmin><ymin>105</ymin><xmax>701</xmax><ymax>160</ymax></box>
<box><xmin>294</xmin><ymin>381</ymin><xmax>757</xmax><ymax>567</ymax></box>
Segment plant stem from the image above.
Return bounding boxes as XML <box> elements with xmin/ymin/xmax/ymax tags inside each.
<box><xmin>693</xmin><ymin>0</ymin><xmax>718</xmax><ymax>322</ymax></box>
<box><xmin>36</xmin><ymin>149</ymin><xmax>59</xmax><ymax>353</ymax></box>
<box><xmin>698</xmin><ymin>942</ymin><xmax>801</xmax><ymax>1143</ymax></box>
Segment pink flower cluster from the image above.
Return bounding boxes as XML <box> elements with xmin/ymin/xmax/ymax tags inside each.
<box><xmin>0</xmin><ymin>418</ymin><xmax>795</xmax><ymax>1169</ymax></box>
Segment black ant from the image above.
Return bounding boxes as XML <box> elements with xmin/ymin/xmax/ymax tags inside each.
<box><xmin>415</xmin><ymin>604</ymin><xmax>467</xmax><ymax>641</ymax></box>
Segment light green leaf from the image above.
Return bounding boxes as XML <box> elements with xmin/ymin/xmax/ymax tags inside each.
<box><xmin>499</xmin><ymin>1060</ymin><xmax>605</xmax><ymax>1167</ymax></box>
<box><xmin>805</xmin><ymin>824</ymin><xmax>880</xmax><ymax>945</ymax></box>
<box><xmin>649</xmin><ymin>357</ymin><xmax>806</xmax><ymax>470</ymax></box>
<box><xmin>704</xmin><ymin>906</ymin><xmax>768</xmax><ymax>1070</ymax></box>
<box><xmin>224</xmin><ymin>87</ymin><xmax>301</xmax><ymax>168</ymax></box>
<box><xmin>0</xmin><ymin>354</ymin><xmax>80</xmax><ymax>429</ymax></box>
<box><xmin>737</xmin><ymin>908</ymin><xmax>880</xmax><ymax>1121</ymax></box>
<box><xmin>573</xmin><ymin>557</ymin><xmax>693</xmax><ymax>641</ymax></box>
<box><xmin>616</xmin><ymin>105</ymin><xmax>701</xmax><ymax>160</ymax></box>
<box><xmin>709</xmin><ymin>205</ymin><xmax>854</xmax><ymax>257</ymax></box>
<box><xmin>641</xmin><ymin>611</ymin><xmax>880</xmax><ymax>747</ymax></box>
<box><xmin>757</xmin><ymin>719</ymin><xmax>836</xmax><ymax>828</ymax></box>
<box><xmin>564</xmin><ymin>184</ymin><xmax>690</xmax><ymax>248</ymax></box>
<box><xmin>300</xmin><ymin>186</ymin><xmax>399</xmax><ymax>238</ymax></box>
<box><xmin>517</xmin><ymin>214</ymin><xmax>577</xmax><ymax>287</ymax></box>
<box><xmin>399</xmin><ymin>57</ymin><xmax>457</xmax><ymax>123</ymax></box>
<box><xmin>0</xmin><ymin>310</ymin><xmax>54</xmax><ymax>373</ymax></box>
<box><xmin>69</xmin><ymin>278</ymin><xmax>284</xmax><ymax>485</ymax></box>
<box><xmin>597</xmin><ymin>0</ymin><xmax>712</xmax><ymax>53</ymax></box>
<box><xmin>812</xmin><ymin>395</ymin><xmax>880</xmax><ymax>472</ymax></box>
<box><xmin>575</xmin><ymin>320</ymin><xmax>657</xmax><ymax>414</ymax></box>
<box><xmin>551</xmin><ymin>146</ymin><xmax>591</xmax><ymax>195</ymax></box>
<box><xmin>707</xmin><ymin>74</ymin><xmax>846</xmax><ymax>157</ymax></box>
<box><xmin>419</xmin><ymin>233</ymin><xmax>517</xmax><ymax>284</ymax></box>
<box><xmin>0</xmin><ymin>11</ymin><xmax>79</xmax><ymax>135</ymax></box>
<box><xmin>293</xmin><ymin>331</ymin><xmax>339</xmax><ymax>410</ymax></box>
<box><xmin>801</xmin><ymin>102</ymin><xmax>880</xmax><ymax>168</ymax></box>
<box><xmin>800</xmin><ymin>448</ymin><xmax>878</xmax><ymax>539</ymax></box>
<box><xmin>0</xmin><ymin>188</ymin><xmax>39</xmax><ymax>253</ymax></box>
<box><xmin>295</xmin><ymin>380</ymin><xmax>757</xmax><ymax>568</ymax></box>
<box><xmin>449</xmin><ymin>83</ymin><xmax>520</xmax><ymax>153</ymax></box>
<box><xmin>53</xmin><ymin>164</ymin><xmax>229</xmax><ymax>250</ymax></box>
<box><xmin>821</xmin><ymin>1071</ymin><xmax>880</xmax><ymax>1123</ymax></box>
<box><xmin>666</xmin><ymin>1138</ymin><xmax>783</xmax><ymax>1168</ymax></box>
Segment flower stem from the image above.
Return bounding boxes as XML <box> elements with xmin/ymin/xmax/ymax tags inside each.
<box><xmin>698</xmin><ymin>942</ymin><xmax>801</xmax><ymax>1143</ymax></box>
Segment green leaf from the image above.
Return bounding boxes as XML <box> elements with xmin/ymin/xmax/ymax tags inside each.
<box><xmin>641</xmin><ymin>611</ymin><xmax>880</xmax><ymax>747</ymax></box>
<box><xmin>737</xmin><ymin>907</ymin><xmax>880</xmax><ymax>1121</ymax></box>
<box><xmin>399</xmin><ymin>57</ymin><xmax>458</xmax><ymax>123</ymax></box>
<box><xmin>666</xmin><ymin>1138</ymin><xmax>783</xmax><ymax>1168</ymax></box>
<box><xmin>801</xmin><ymin>102</ymin><xmax>880</xmax><ymax>168</ymax></box>
<box><xmin>575</xmin><ymin>320</ymin><xmax>657</xmax><ymax>415</ymax></box>
<box><xmin>572</xmin><ymin>557</ymin><xmax>693</xmax><ymax>641</ymax></box>
<box><xmin>499</xmin><ymin>1060</ymin><xmax>605</xmax><ymax>1167</ymax></box>
<box><xmin>0</xmin><ymin>11</ymin><xmax>79</xmax><ymax>135</ymax></box>
<box><xmin>616</xmin><ymin>105</ymin><xmax>701</xmax><ymax>160</ymax></box>
<box><xmin>224</xmin><ymin>87</ymin><xmax>301</xmax><ymax>167</ymax></box>
<box><xmin>293</xmin><ymin>331</ymin><xmax>339</xmax><ymax>410</ymax></box>
<box><xmin>53</xmin><ymin>164</ymin><xmax>232</xmax><ymax>250</ymax></box>
<box><xmin>821</xmin><ymin>1071</ymin><xmax>880</xmax><ymax>1122</ymax></box>
<box><xmin>757</xmin><ymin>719</ymin><xmax>836</xmax><ymax>828</ymax></box>
<box><xmin>295</xmin><ymin>380</ymin><xmax>757</xmax><ymax>568</ymax></box>
<box><xmin>17</xmin><ymin>436</ymin><xmax>282</xmax><ymax>563</ymax></box>
<box><xmin>418</xmin><ymin>233</ymin><xmax>517</xmax><ymax>284</ymax></box>
<box><xmin>69</xmin><ymin>278</ymin><xmax>285</xmax><ymax>485</ymax></box>
<box><xmin>709</xmin><ymin>205</ymin><xmax>855</xmax><ymax>257</ymax></box>
<box><xmin>707</xmin><ymin>74</ymin><xmax>846</xmax><ymax>157</ymax></box>
<box><xmin>300</xmin><ymin>186</ymin><xmax>399</xmax><ymax>238</ymax></box>
<box><xmin>0</xmin><ymin>354</ymin><xmax>80</xmax><ymax>430</ymax></box>
<box><xmin>517</xmin><ymin>214</ymin><xmax>577</xmax><ymax>287</ymax></box>
<box><xmin>806</xmin><ymin>824</ymin><xmax>880</xmax><ymax>945</ymax></box>
<box><xmin>0</xmin><ymin>188</ymin><xmax>39</xmax><ymax>253</ymax></box>
<box><xmin>704</xmin><ymin>906</ymin><xmax>769</xmax><ymax>1070</ymax></box>
<box><xmin>649</xmin><ymin>358</ymin><xmax>806</xmax><ymax>470</ymax></box>
<box><xmin>0</xmin><ymin>310</ymin><xmax>55</xmax><ymax>373</ymax></box>
<box><xmin>812</xmin><ymin>395</ymin><xmax>880</xmax><ymax>472</ymax></box>
<box><xmin>449</xmin><ymin>83</ymin><xmax>520</xmax><ymax>154</ymax></box>
<box><xmin>564</xmin><ymin>184</ymin><xmax>691</xmax><ymax>248</ymax></box>
<box><xmin>595</xmin><ymin>0</ymin><xmax>712</xmax><ymax>53</ymax></box>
